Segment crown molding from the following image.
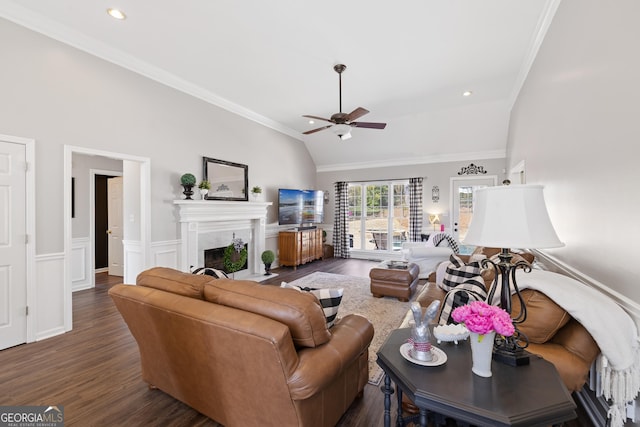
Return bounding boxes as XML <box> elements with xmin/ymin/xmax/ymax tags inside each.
<box><xmin>508</xmin><ymin>0</ymin><xmax>563</xmax><ymax>111</ymax></box>
<box><xmin>315</xmin><ymin>149</ymin><xmax>506</xmax><ymax>173</ymax></box>
<box><xmin>0</xmin><ymin>2</ymin><xmax>303</xmax><ymax>141</ymax></box>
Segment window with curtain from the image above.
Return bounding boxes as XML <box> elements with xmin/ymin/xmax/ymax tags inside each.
<box><xmin>347</xmin><ymin>180</ymin><xmax>410</xmax><ymax>252</ymax></box>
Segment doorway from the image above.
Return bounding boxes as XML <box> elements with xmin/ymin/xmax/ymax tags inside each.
<box><xmin>64</xmin><ymin>145</ymin><xmax>150</xmax><ymax>332</ymax></box>
<box><xmin>0</xmin><ymin>134</ymin><xmax>35</xmax><ymax>350</ymax></box>
<box><xmin>92</xmin><ymin>171</ymin><xmax>124</xmax><ymax>278</ymax></box>
<box><xmin>347</xmin><ymin>181</ymin><xmax>409</xmax><ymax>253</ymax></box>
<box><xmin>0</xmin><ymin>140</ymin><xmax>27</xmax><ymax>349</ymax></box>
<box><xmin>107</xmin><ymin>176</ymin><xmax>124</xmax><ymax>276</ymax></box>
<box><xmin>450</xmin><ymin>176</ymin><xmax>497</xmax><ymax>243</ymax></box>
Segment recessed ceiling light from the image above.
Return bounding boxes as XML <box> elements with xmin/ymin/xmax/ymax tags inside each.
<box><xmin>107</xmin><ymin>8</ymin><xmax>126</xmax><ymax>20</ymax></box>
<box><xmin>463</xmin><ymin>90</ymin><xmax>473</xmax><ymax>97</ymax></box>
<box><xmin>308</xmin><ymin>120</ymin><xmax>315</xmax><ymax>124</ymax></box>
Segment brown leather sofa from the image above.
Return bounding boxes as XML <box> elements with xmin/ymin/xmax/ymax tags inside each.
<box><xmin>417</xmin><ymin>250</ymin><xmax>600</xmax><ymax>392</ymax></box>
<box><xmin>109</xmin><ymin>267</ymin><xmax>374</xmax><ymax>427</ymax></box>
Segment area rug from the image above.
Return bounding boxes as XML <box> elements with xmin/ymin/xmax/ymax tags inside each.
<box><xmin>286</xmin><ymin>271</ymin><xmax>416</xmax><ymax>385</ymax></box>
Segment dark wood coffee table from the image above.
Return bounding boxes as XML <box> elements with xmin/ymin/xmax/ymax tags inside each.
<box><xmin>376</xmin><ymin>328</ymin><xmax>576</xmax><ymax>427</ymax></box>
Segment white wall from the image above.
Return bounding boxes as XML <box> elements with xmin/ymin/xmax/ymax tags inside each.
<box><xmin>0</xmin><ymin>17</ymin><xmax>317</xmax><ymax>252</ymax></box>
<box><xmin>507</xmin><ymin>0</ymin><xmax>640</xmax><ymax>315</ymax></box>
<box><xmin>0</xmin><ymin>17</ymin><xmax>317</xmax><ymax>339</ymax></box>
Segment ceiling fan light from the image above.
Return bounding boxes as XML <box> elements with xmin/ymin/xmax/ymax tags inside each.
<box><xmin>332</xmin><ymin>124</ymin><xmax>352</xmax><ymax>140</ymax></box>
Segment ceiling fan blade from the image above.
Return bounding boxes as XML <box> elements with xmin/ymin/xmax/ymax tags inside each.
<box><xmin>345</xmin><ymin>107</ymin><xmax>369</xmax><ymax>122</ymax></box>
<box><xmin>351</xmin><ymin>121</ymin><xmax>387</xmax><ymax>129</ymax></box>
<box><xmin>302</xmin><ymin>115</ymin><xmax>334</xmax><ymax>124</ymax></box>
<box><xmin>303</xmin><ymin>125</ymin><xmax>333</xmax><ymax>135</ymax></box>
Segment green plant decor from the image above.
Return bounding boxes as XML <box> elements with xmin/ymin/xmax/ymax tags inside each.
<box><xmin>198</xmin><ymin>180</ymin><xmax>211</xmax><ymax>190</ymax></box>
<box><xmin>261</xmin><ymin>250</ymin><xmax>275</xmax><ymax>265</ymax></box>
<box><xmin>181</xmin><ymin>173</ymin><xmax>196</xmax><ymax>186</ymax></box>
<box><xmin>251</xmin><ymin>186</ymin><xmax>262</xmax><ymax>194</ymax></box>
<box><xmin>223</xmin><ymin>241</ymin><xmax>248</xmax><ymax>273</ymax></box>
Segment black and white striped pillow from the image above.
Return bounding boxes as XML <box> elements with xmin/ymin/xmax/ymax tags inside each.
<box><xmin>281</xmin><ymin>282</ymin><xmax>344</xmax><ymax>328</ymax></box>
<box><xmin>438</xmin><ymin>277</ymin><xmax>488</xmax><ymax>325</ymax></box>
<box><xmin>440</xmin><ymin>254</ymin><xmax>482</xmax><ymax>292</ymax></box>
<box><xmin>190</xmin><ymin>266</ymin><xmax>229</xmax><ymax>279</ymax></box>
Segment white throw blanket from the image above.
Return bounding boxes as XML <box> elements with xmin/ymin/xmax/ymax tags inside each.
<box><xmin>513</xmin><ymin>269</ymin><xmax>640</xmax><ymax>427</ymax></box>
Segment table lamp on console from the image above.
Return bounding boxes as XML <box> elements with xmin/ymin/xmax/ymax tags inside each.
<box><xmin>427</xmin><ymin>213</ymin><xmax>441</xmax><ymax>232</ymax></box>
<box><xmin>463</xmin><ymin>184</ymin><xmax>564</xmax><ymax>366</ymax></box>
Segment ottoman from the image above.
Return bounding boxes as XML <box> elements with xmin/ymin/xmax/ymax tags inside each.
<box><xmin>369</xmin><ymin>262</ymin><xmax>420</xmax><ymax>302</ymax></box>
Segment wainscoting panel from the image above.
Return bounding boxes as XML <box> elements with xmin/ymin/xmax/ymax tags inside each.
<box><xmin>71</xmin><ymin>237</ymin><xmax>92</xmax><ymax>292</ymax></box>
<box><xmin>150</xmin><ymin>240</ymin><xmax>180</xmax><ymax>270</ymax></box>
<box><xmin>122</xmin><ymin>240</ymin><xmax>142</xmax><ymax>284</ymax></box>
<box><xmin>35</xmin><ymin>253</ymin><xmax>65</xmax><ymax>341</ymax></box>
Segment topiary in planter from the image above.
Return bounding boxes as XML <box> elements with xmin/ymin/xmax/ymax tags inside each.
<box><xmin>180</xmin><ymin>173</ymin><xmax>197</xmax><ymax>200</ymax></box>
<box><xmin>181</xmin><ymin>173</ymin><xmax>196</xmax><ymax>186</ymax></box>
<box><xmin>261</xmin><ymin>250</ymin><xmax>275</xmax><ymax>275</ymax></box>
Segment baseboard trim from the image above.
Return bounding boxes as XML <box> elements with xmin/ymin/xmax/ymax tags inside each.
<box><xmin>36</xmin><ymin>326</ymin><xmax>66</xmax><ymax>342</ymax></box>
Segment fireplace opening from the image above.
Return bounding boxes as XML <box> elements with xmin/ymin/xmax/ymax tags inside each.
<box><xmin>204</xmin><ymin>244</ymin><xmax>248</xmax><ymax>274</ymax></box>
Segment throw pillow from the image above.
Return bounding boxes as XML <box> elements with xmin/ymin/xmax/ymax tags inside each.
<box><xmin>438</xmin><ymin>276</ymin><xmax>488</xmax><ymax>325</ymax></box>
<box><xmin>190</xmin><ymin>266</ymin><xmax>229</xmax><ymax>279</ymax></box>
<box><xmin>440</xmin><ymin>254</ymin><xmax>482</xmax><ymax>292</ymax></box>
<box><xmin>430</xmin><ymin>233</ymin><xmax>460</xmax><ymax>254</ymax></box>
<box><xmin>281</xmin><ymin>282</ymin><xmax>344</xmax><ymax>327</ymax></box>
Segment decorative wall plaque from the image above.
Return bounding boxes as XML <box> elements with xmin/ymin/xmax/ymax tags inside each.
<box><xmin>458</xmin><ymin>163</ymin><xmax>487</xmax><ymax>175</ymax></box>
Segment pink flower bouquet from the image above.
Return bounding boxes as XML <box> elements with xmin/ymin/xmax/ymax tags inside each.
<box><xmin>451</xmin><ymin>301</ymin><xmax>515</xmax><ymax>337</ymax></box>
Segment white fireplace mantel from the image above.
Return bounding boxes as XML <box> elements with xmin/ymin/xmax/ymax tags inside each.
<box><xmin>174</xmin><ymin>200</ymin><xmax>272</xmax><ymax>280</ymax></box>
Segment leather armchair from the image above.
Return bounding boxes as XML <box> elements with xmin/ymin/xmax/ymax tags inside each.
<box><xmin>109</xmin><ymin>267</ymin><xmax>374</xmax><ymax>427</ymax></box>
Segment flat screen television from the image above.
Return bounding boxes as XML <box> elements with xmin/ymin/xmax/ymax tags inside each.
<box><xmin>278</xmin><ymin>189</ymin><xmax>324</xmax><ymax>227</ymax></box>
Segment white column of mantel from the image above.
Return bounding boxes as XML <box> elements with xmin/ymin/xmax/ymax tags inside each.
<box><xmin>252</xmin><ymin>217</ymin><xmax>266</xmax><ymax>275</ymax></box>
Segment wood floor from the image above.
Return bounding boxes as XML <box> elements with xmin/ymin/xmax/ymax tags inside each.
<box><xmin>0</xmin><ymin>258</ymin><xmax>593</xmax><ymax>426</ymax></box>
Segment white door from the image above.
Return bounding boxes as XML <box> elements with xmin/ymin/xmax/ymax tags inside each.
<box><xmin>107</xmin><ymin>176</ymin><xmax>124</xmax><ymax>277</ymax></box>
<box><xmin>450</xmin><ymin>176</ymin><xmax>497</xmax><ymax>243</ymax></box>
<box><xmin>0</xmin><ymin>141</ymin><xmax>27</xmax><ymax>350</ymax></box>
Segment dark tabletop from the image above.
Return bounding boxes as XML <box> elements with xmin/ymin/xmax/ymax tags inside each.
<box><xmin>376</xmin><ymin>328</ymin><xmax>576</xmax><ymax>427</ymax></box>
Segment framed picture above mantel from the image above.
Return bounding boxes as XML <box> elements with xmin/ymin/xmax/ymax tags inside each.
<box><xmin>202</xmin><ymin>157</ymin><xmax>248</xmax><ymax>201</ymax></box>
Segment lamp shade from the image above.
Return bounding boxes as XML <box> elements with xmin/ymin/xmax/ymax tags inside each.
<box><xmin>463</xmin><ymin>185</ymin><xmax>564</xmax><ymax>249</ymax></box>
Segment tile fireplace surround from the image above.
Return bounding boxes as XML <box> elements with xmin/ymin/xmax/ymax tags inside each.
<box><xmin>174</xmin><ymin>200</ymin><xmax>272</xmax><ymax>281</ymax></box>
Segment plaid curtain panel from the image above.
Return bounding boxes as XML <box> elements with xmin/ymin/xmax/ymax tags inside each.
<box><xmin>333</xmin><ymin>182</ymin><xmax>350</xmax><ymax>258</ymax></box>
<box><xmin>408</xmin><ymin>177</ymin><xmax>423</xmax><ymax>242</ymax></box>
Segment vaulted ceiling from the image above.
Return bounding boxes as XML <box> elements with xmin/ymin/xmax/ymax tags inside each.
<box><xmin>0</xmin><ymin>0</ymin><xmax>557</xmax><ymax>170</ymax></box>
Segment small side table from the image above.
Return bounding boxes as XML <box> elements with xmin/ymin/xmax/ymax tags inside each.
<box><xmin>323</xmin><ymin>244</ymin><xmax>334</xmax><ymax>259</ymax></box>
<box><xmin>377</xmin><ymin>328</ymin><xmax>576</xmax><ymax>427</ymax></box>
